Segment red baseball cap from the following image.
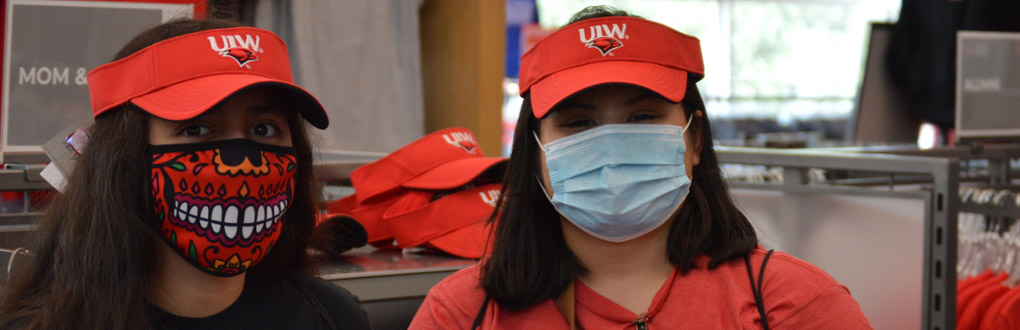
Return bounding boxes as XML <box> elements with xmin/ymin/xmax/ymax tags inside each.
<box><xmin>324</xmin><ymin>193</ymin><xmax>402</xmax><ymax>245</ymax></box>
<box><xmin>383</xmin><ymin>184</ymin><xmax>500</xmax><ymax>259</ymax></box>
<box><xmin>350</xmin><ymin>128</ymin><xmax>506</xmax><ymax>203</ymax></box>
<box><xmin>519</xmin><ymin>16</ymin><xmax>705</xmax><ymax>118</ymax></box>
<box><xmin>87</xmin><ymin>27</ymin><xmax>328</xmax><ymax>129</ymax></box>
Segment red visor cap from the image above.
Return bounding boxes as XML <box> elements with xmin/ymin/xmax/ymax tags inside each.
<box><xmin>402</xmin><ymin>157</ymin><xmax>506</xmax><ymax>190</ymax></box>
<box><xmin>325</xmin><ymin>193</ymin><xmax>401</xmax><ymax>244</ymax></box>
<box><xmin>426</xmin><ymin>218</ymin><xmax>494</xmax><ymax>259</ymax></box>
<box><xmin>350</xmin><ymin>128</ymin><xmax>506</xmax><ymax>203</ymax></box>
<box><xmin>383</xmin><ymin>184</ymin><xmax>500</xmax><ymax>259</ymax></box>
<box><xmin>87</xmin><ymin>27</ymin><xmax>328</xmax><ymax>129</ymax></box>
<box><xmin>519</xmin><ymin>16</ymin><xmax>705</xmax><ymax>118</ymax></box>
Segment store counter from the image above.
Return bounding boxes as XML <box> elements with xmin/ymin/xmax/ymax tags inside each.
<box><xmin>321</xmin><ymin>246</ymin><xmax>476</xmax><ymax>330</ymax></box>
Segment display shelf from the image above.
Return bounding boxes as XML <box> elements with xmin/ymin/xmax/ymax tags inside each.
<box><xmin>313</xmin><ymin>151</ymin><xmax>385</xmax><ymax>184</ymax></box>
<box><xmin>321</xmin><ymin>246</ymin><xmax>476</xmax><ymax>302</ymax></box>
<box><xmin>0</xmin><ymin>213</ymin><xmax>42</xmax><ymax>228</ymax></box>
<box><xmin>716</xmin><ymin>146</ymin><xmax>960</xmax><ymax>330</ymax></box>
<box><xmin>0</xmin><ymin>165</ymin><xmax>50</xmax><ymax>191</ymax></box>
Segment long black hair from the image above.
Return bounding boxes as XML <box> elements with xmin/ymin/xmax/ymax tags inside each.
<box><xmin>0</xmin><ymin>19</ymin><xmax>321</xmax><ymax>330</ymax></box>
<box><xmin>481</xmin><ymin>6</ymin><xmax>758</xmax><ymax>310</ymax></box>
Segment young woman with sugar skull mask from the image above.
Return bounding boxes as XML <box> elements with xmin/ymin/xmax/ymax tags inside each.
<box><xmin>0</xmin><ymin>19</ymin><xmax>369</xmax><ymax>330</ymax></box>
<box><xmin>411</xmin><ymin>6</ymin><xmax>872</xmax><ymax>329</ymax></box>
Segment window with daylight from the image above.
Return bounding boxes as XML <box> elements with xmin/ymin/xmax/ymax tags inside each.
<box><xmin>502</xmin><ymin>0</ymin><xmax>901</xmax><ymax>154</ymax></box>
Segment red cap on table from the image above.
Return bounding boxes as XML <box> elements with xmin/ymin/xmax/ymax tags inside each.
<box><xmin>383</xmin><ymin>184</ymin><xmax>500</xmax><ymax>259</ymax></box>
<box><xmin>350</xmin><ymin>128</ymin><xmax>505</xmax><ymax>203</ymax></box>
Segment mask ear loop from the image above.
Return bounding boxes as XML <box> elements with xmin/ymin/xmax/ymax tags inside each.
<box><xmin>531</xmin><ymin>131</ymin><xmax>554</xmax><ymax>199</ymax></box>
<box><xmin>532</xmin><ymin>131</ymin><xmax>547</xmax><ymax>152</ymax></box>
<box><xmin>681</xmin><ymin>113</ymin><xmax>695</xmax><ymax>133</ymax></box>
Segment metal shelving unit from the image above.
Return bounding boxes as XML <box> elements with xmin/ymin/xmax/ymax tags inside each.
<box><xmin>0</xmin><ymin>164</ymin><xmax>52</xmax><ymax>235</ymax></box>
<box><xmin>716</xmin><ymin>143</ymin><xmax>1020</xmax><ymax>330</ymax></box>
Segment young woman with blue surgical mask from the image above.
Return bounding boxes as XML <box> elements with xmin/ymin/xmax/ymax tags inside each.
<box><xmin>411</xmin><ymin>6</ymin><xmax>872</xmax><ymax>329</ymax></box>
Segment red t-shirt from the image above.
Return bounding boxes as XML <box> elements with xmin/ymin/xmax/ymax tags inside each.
<box><xmin>410</xmin><ymin>247</ymin><xmax>872</xmax><ymax>329</ymax></box>
<box><xmin>958</xmin><ymin>283</ymin><xmax>1009</xmax><ymax>330</ymax></box>
<box><xmin>981</xmin><ymin>286</ymin><xmax>1020</xmax><ymax>330</ymax></box>
<box><xmin>956</xmin><ymin>272</ymin><xmax>1008</xmax><ymax>320</ymax></box>
<box><xmin>958</xmin><ymin>270</ymin><xmax>994</xmax><ymax>293</ymax></box>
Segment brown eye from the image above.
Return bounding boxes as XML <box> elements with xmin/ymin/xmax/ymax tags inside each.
<box><xmin>251</xmin><ymin>123</ymin><xmax>279</xmax><ymax>137</ymax></box>
<box><xmin>181</xmin><ymin>125</ymin><xmax>210</xmax><ymax>137</ymax></box>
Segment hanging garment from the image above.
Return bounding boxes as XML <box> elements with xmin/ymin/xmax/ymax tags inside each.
<box><xmin>980</xmin><ymin>286</ymin><xmax>1020</xmax><ymax>330</ymax></box>
<box><xmin>958</xmin><ymin>270</ymin><xmax>994</xmax><ymax>293</ymax></box>
<box><xmin>956</xmin><ymin>272</ymin><xmax>1008</xmax><ymax>319</ymax></box>
<box><xmin>958</xmin><ymin>282</ymin><xmax>1009</xmax><ymax>330</ymax></box>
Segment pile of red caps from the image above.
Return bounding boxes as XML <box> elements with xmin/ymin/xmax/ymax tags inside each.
<box><xmin>318</xmin><ymin>128</ymin><xmax>506</xmax><ymax>259</ymax></box>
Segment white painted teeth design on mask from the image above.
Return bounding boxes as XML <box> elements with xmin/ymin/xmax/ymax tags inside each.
<box><xmin>202</xmin><ymin>206</ymin><xmax>219</xmax><ymax>233</ymax></box>
<box><xmin>211</xmin><ymin>205</ymin><xmax>223</xmax><ymax>223</ymax></box>
<box><xmin>171</xmin><ymin>196</ymin><xmax>291</xmax><ymax>240</ymax></box>
<box><xmin>225</xmin><ymin>206</ymin><xmax>239</xmax><ymax>239</ymax></box>
<box><xmin>180</xmin><ymin>202</ymin><xmax>190</xmax><ymax>222</ymax></box>
<box><xmin>244</xmin><ymin>206</ymin><xmax>255</xmax><ymax>224</ymax></box>
<box><xmin>225</xmin><ymin>206</ymin><xmax>238</xmax><ymax>224</ymax></box>
<box><xmin>189</xmin><ymin>205</ymin><xmax>199</xmax><ymax>224</ymax></box>
<box><xmin>255</xmin><ymin>205</ymin><xmax>266</xmax><ymax>233</ymax></box>
<box><xmin>242</xmin><ymin>224</ymin><xmax>253</xmax><ymax>239</ymax></box>
<box><xmin>242</xmin><ymin>206</ymin><xmax>255</xmax><ymax>239</ymax></box>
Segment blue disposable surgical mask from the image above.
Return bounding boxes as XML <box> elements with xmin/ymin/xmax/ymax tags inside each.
<box><xmin>535</xmin><ymin>116</ymin><xmax>693</xmax><ymax>242</ymax></box>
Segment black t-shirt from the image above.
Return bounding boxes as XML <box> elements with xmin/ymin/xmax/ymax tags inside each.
<box><xmin>150</xmin><ymin>274</ymin><xmax>370</xmax><ymax>330</ymax></box>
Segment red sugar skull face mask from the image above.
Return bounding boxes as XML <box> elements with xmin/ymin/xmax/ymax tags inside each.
<box><xmin>149</xmin><ymin>139</ymin><xmax>297</xmax><ymax>276</ymax></box>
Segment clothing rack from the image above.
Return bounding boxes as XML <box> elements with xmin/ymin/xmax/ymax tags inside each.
<box><xmin>956</xmin><ymin>187</ymin><xmax>1020</xmax><ymax>277</ymax></box>
<box><xmin>959</xmin><ymin>187</ymin><xmax>1020</xmax><ymax>220</ymax></box>
<box><xmin>955</xmin><ymin>186</ymin><xmax>1020</xmax><ymax>328</ymax></box>
<box><xmin>956</xmin><ymin>188</ymin><xmax>1020</xmax><ymax>280</ymax></box>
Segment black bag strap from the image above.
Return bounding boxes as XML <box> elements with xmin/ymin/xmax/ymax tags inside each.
<box><xmin>471</xmin><ymin>295</ymin><xmax>492</xmax><ymax>330</ymax></box>
<box><xmin>744</xmin><ymin>249</ymin><xmax>775</xmax><ymax>330</ymax></box>
<box><xmin>294</xmin><ymin>279</ymin><xmax>339</xmax><ymax>330</ymax></box>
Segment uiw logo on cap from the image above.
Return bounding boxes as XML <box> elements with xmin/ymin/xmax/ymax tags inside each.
<box><xmin>479</xmin><ymin>189</ymin><xmax>500</xmax><ymax>207</ymax></box>
<box><xmin>208</xmin><ymin>35</ymin><xmax>263</xmax><ymax>68</ymax></box>
<box><xmin>578</xmin><ymin>23</ymin><xmax>627</xmax><ymax>56</ymax></box>
<box><xmin>442</xmin><ymin>131</ymin><xmax>479</xmax><ymax>154</ymax></box>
